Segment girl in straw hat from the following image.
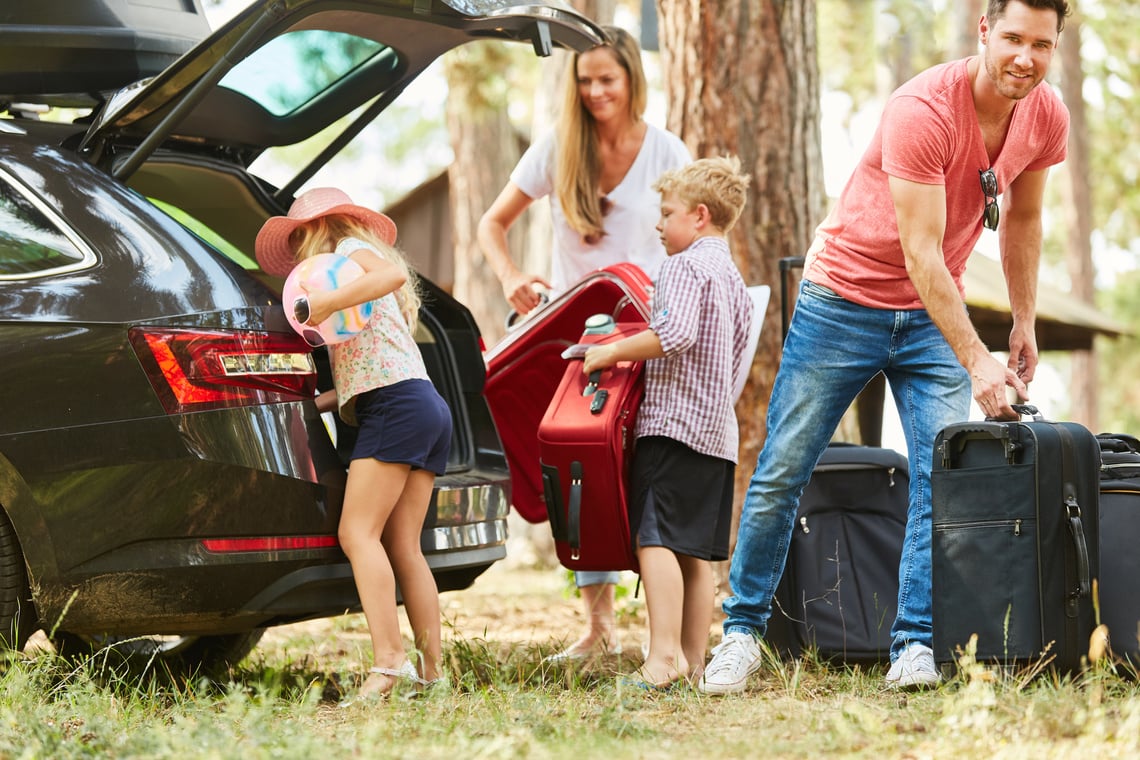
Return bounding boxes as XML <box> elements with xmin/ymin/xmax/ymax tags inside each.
<box><xmin>257</xmin><ymin>187</ymin><xmax>448</xmax><ymax>701</ymax></box>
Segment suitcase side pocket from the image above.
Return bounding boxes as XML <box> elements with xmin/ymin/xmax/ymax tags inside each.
<box><xmin>932</xmin><ymin>463</ymin><xmax>1041</xmax><ymax>661</ymax></box>
<box><xmin>933</xmin><ymin>518</ymin><xmax>1041</xmax><ymax>660</ymax></box>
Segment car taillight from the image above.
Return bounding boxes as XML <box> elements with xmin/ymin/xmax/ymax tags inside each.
<box><xmin>129</xmin><ymin>327</ymin><xmax>317</xmax><ymax>415</ymax></box>
<box><xmin>201</xmin><ymin>536</ymin><xmax>339</xmax><ymax>553</ymax></box>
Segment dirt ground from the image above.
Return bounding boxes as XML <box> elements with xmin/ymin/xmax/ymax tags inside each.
<box><xmin>260</xmin><ymin>550</ymin><xmax>651</xmax><ymax>663</ymax></box>
<box><xmin>259</xmin><ymin>518</ymin><xmax>729</xmax><ymax>664</ymax></box>
<box><xmin>22</xmin><ymin>519</ymin><xmax>726</xmax><ymax>669</ymax></box>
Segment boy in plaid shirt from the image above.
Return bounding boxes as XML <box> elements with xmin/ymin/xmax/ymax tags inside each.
<box><xmin>583</xmin><ymin>156</ymin><xmax>753</xmax><ymax>689</ymax></box>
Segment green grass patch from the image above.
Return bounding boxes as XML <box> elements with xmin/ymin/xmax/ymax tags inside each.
<box><xmin>3</xmin><ymin>626</ymin><xmax>1140</xmax><ymax>760</ymax></box>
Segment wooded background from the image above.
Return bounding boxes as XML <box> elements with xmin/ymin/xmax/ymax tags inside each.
<box><xmin>206</xmin><ymin>0</ymin><xmax>1140</xmax><ymax>497</ymax></box>
<box><xmin>433</xmin><ymin>0</ymin><xmax>1140</xmax><ymax>518</ymax></box>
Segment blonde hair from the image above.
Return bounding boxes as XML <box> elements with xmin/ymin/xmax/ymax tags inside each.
<box><xmin>554</xmin><ymin>26</ymin><xmax>647</xmax><ymax>241</ymax></box>
<box><xmin>653</xmin><ymin>156</ymin><xmax>751</xmax><ymax>233</ymax></box>
<box><xmin>289</xmin><ymin>215</ymin><xmax>422</xmax><ymax>330</ymax></box>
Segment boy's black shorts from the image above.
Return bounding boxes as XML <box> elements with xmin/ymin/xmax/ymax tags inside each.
<box><xmin>629</xmin><ymin>435</ymin><xmax>735</xmax><ymax>561</ymax></box>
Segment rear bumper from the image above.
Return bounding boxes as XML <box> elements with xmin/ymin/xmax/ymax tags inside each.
<box><xmin>42</xmin><ymin>511</ymin><xmax>508</xmax><ymax>636</ymax></box>
<box><xmin>12</xmin><ymin>400</ymin><xmax>511</xmax><ymax>634</ymax></box>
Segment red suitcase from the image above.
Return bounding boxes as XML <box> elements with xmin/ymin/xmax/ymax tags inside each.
<box><xmin>483</xmin><ymin>263</ymin><xmax>651</xmax><ymax>524</ymax></box>
<box><xmin>538</xmin><ymin>318</ymin><xmax>644</xmax><ymax>572</ymax></box>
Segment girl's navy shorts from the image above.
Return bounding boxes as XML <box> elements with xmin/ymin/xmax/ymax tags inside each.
<box><xmin>350</xmin><ymin>378</ymin><xmax>452</xmax><ymax>476</ymax></box>
<box><xmin>629</xmin><ymin>436</ymin><xmax>735</xmax><ymax>561</ymax></box>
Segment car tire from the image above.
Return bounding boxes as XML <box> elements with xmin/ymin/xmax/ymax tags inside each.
<box><xmin>0</xmin><ymin>509</ymin><xmax>37</xmax><ymax>651</ymax></box>
<box><xmin>51</xmin><ymin>629</ymin><xmax>265</xmax><ymax>677</ymax></box>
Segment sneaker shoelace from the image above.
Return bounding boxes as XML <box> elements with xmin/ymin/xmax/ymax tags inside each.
<box><xmin>706</xmin><ymin>638</ymin><xmax>750</xmax><ymax>676</ymax></box>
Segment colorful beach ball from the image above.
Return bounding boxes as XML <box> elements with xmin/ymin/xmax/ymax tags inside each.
<box><xmin>282</xmin><ymin>253</ymin><xmax>373</xmax><ymax>346</ymax></box>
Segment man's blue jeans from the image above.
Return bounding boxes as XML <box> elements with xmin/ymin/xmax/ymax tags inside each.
<box><xmin>723</xmin><ymin>280</ymin><xmax>971</xmax><ymax>660</ymax></box>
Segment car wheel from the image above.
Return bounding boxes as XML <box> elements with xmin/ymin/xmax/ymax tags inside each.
<box><xmin>51</xmin><ymin>629</ymin><xmax>265</xmax><ymax>677</ymax></box>
<box><xmin>0</xmin><ymin>510</ymin><xmax>36</xmax><ymax>651</ymax></box>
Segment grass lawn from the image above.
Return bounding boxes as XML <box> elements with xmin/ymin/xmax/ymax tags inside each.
<box><xmin>3</xmin><ymin>562</ymin><xmax>1139</xmax><ymax>759</ymax></box>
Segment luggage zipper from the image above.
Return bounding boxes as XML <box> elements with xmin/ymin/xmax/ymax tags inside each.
<box><xmin>799</xmin><ymin>516</ymin><xmax>810</xmax><ymax>534</ymax></box>
<box><xmin>934</xmin><ymin>518</ymin><xmax>1029</xmax><ymax>535</ymax></box>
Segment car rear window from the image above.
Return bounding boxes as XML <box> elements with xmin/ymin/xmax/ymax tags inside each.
<box><xmin>218</xmin><ymin>30</ymin><xmax>395</xmax><ymax>117</ymax></box>
<box><xmin>0</xmin><ymin>172</ymin><xmax>95</xmax><ymax>279</ymax></box>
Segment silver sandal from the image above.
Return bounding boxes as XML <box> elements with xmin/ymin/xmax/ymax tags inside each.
<box><xmin>338</xmin><ymin>660</ymin><xmax>424</xmax><ymax>707</ymax></box>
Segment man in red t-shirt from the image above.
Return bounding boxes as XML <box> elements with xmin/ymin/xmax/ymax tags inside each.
<box><xmin>701</xmin><ymin>0</ymin><xmax>1072</xmax><ymax>695</ymax></box>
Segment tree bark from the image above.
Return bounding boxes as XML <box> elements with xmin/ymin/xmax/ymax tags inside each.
<box><xmin>953</xmin><ymin>0</ymin><xmax>985</xmax><ymax>59</ymax></box>
<box><xmin>655</xmin><ymin>0</ymin><xmax>826</xmax><ymax>554</ymax></box>
<box><xmin>444</xmin><ymin>44</ymin><xmax>522</xmax><ymax>346</ymax></box>
<box><xmin>1059</xmin><ymin>14</ymin><xmax>1098</xmax><ymax>429</ymax></box>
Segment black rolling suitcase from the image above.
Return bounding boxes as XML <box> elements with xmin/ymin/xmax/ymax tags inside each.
<box><xmin>1096</xmin><ymin>433</ymin><xmax>1140</xmax><ymax>664</ymax></box>
<box><xmin>931</xmin><ymin>405</ymin><xmax>1100</xmax><ymax>672</ymax></box>
<box><xmin>766</xmin><ymin>443</ymin><xmax>909</xmax><ymax>665</ymax></box>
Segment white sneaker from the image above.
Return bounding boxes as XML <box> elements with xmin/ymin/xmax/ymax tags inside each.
<box><xmin>884</xmin><ymin>644</ymin><xmax>941</xmax><ymax>690</ymax></box>
<box><xmin>697</xmin><ymin>632</ymin><xmax>762</xmax><ymax>695</ymax></box>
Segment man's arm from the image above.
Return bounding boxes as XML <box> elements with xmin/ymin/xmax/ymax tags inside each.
<box><xmin>888</xmin><ymin>175</ymin><xmax>1026</xmax><ymax>419</ymax></box>
<box><xmin>997</xmin><ymin>167</ymin><xmax>1049</xmax><ymax>386</ymax></box>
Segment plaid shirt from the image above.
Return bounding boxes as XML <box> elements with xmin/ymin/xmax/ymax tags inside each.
<box><xmin>636</xmin><ymin>237</ymin><xmax>752</xmax><ymax>463</ymax></box>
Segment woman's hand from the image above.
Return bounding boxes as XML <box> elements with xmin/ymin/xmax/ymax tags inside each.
<box><xmin>503</xmin><ymin>273</ymin><xmax>552</xmax><ymax>315</ymax></box>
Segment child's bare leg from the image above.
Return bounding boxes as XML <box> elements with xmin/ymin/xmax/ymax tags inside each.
<box><xmin>579</xmin><ymin>581</ymin><xmax>617</xmax><ymax>650</ymax></box>
<box><xmin>678</xmin><ymin>554</ymin><xmax>714</xmax><ymax>682</ymax></box>
<box><xmin>338</xmin><ymin>457</ymin><xmax>409</xmax><ymax>697</ymax></box>
<box><xmin>381</xmin><ymin>468</ymin><xmax>442</xmax><ymax>682</ymax></box>
<box><xmin>552</xmin><ymin>580</ymin><xmax>618</xmax><ymax>658</ymax></box>
<box><xmin>637</xmin><ymin>545</ymin><xmax>688</xmax><ymax>685</ymax></box>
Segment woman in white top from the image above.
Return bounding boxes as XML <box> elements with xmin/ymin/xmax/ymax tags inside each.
<box><xmin>478</xmin><ymin>26</ymin><xmax>691</xmax><ymax>661</ymax></box>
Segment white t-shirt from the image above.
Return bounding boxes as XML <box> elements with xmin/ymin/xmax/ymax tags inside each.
<box><xmin>510</xmin><ymin>124</ymin><xmax>691</xmax><ymax>290</ymax></box>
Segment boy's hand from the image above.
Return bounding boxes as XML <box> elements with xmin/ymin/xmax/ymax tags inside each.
<box><xmin>583</xmin><ymin>344</ymin><xmax>618</xmax><ymax>375</ymax></box>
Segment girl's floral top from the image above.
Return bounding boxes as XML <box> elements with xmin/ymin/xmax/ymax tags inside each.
<box><xmin>330</xmin><ymin>236</ymin><xmax>427</xmax><ymax>425</ymax></box>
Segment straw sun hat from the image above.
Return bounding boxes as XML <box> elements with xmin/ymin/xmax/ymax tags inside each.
<box><xmin>254</xmin><ymin>187</ymin><xmax>398</xmax><ymax>277</ymax></box>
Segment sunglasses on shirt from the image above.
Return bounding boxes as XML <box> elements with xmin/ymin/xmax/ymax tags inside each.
<box><xmin>582</xmin><ymin>195</ymin><xmax>614</xmax><ymax>246</ymax></box>
<box><xmin>979</xmin><ymin>168</ymin><xmax>999</xmax><ymax>231</ymax></box>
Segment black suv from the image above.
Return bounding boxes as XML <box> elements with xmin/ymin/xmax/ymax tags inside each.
<box><xmin>0</xmin><ymin>0</ymin><xmax>602</xmax><ymax>671</ymax></box>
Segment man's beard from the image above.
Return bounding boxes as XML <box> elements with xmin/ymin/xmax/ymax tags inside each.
<box><xmin>984</xmin><ymin>53</ymin><xmax>1042</xmax><ymax>101</ymax></box>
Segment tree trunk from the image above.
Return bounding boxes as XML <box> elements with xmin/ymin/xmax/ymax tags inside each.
<box><xmin>953</xmin><ymin>0</ymin><xmax>985</xmax><ymax>59</ymax></box>
<box><xmin>655</xmin><ymin>0</ymin><xmax>826</xmax><ymax>555</ymax></box>
<box><xmin>444</xmin><ymin>44</ymin><xmax>522</xmax><ymax>346</ymax></box>
<box><xmin>1059</xmin><ymin>14</ymin><xmax>1098</xmax><ymax>429</ymax></box>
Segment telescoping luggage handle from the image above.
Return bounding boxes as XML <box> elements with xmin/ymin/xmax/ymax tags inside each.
<box><xmin>937</xmin><ymin>404</ymin><xmax>1042</xmax><ymax>468</ymax></box>
<box><xmin>567</xmin><ymin>461</ymin><xmax>583</xmax><ymax>561</ymax></box>
<box><xmin>562</xmin><ymin>313</ymin><xmax>618</xmax><ymax>414</ymax></box>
